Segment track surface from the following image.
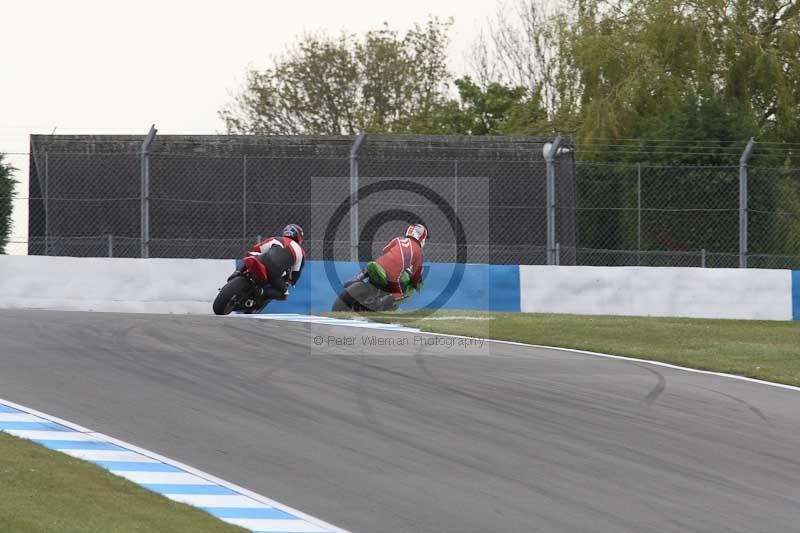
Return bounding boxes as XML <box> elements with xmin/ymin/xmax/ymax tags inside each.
<box><xmin>1</xmin><ymin>310</ymin><xmax>799</xmax><ymax>532</ymax></box>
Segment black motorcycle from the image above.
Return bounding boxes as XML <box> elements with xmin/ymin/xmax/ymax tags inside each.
<box><xmin>213</xmin><ymin>255</ymin><xmax>274</xmax><ymax>315</ymax></box>
<box><xmin>332</xmin><ymin>280</ymin><xmax>397</xmax><ymax>312</ymax></box>
<box><xmin>332</xmin><ymin>262</ymin><xmax>409</xmax><ymax>312</ymax></box>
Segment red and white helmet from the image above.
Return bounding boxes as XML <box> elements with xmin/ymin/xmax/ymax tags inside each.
<box><xmin>405</xmin><ymin>223</ymin><xmax>428</xmax><ymax>248</ymax></box>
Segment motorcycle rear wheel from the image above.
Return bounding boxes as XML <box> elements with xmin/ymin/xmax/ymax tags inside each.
<box><xmin>332</xmin><ymin>282</ymin><xmax>388</xmax><ymax>312</ymax></box>
<box><xmin>213</xmin><ymin>276</ymin><xmax>253</xmax><ymax>315</ymax></box>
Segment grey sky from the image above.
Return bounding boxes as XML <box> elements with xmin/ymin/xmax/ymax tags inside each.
<box><xmin>1</xmin><ymin>0</ymin><xmax>497</xmax><ymax>252</ymax></box>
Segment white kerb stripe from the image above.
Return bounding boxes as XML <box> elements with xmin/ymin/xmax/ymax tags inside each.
<box><xmin>164</xmin><ymin>493</ymin><xmax>267</xmax><ymax>508</ymax></box>
<box><xmin>112</xmin><ymin>471</ymin><xmax>215</xmax><ymax>485</ymax></box>
<box><xmin>60</xmin><ymin>449</ymin><xmax>159</xmax><ymax>462</ymax></box>
<box><xmin>0</xmin><ymin>413</ymin><xmax>47</xmax><ymax>422</ymax></box>
<box><xmin>5</xmin><ymin>430</ymin><xmax>106</xmax><ymax>441</ymax></box>
<box><xmin>222</xmin><ymin>518</ymin><xmax>330</xmax><ymax>532</ymax></box>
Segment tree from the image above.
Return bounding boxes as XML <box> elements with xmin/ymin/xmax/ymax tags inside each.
<box><xmin>220</xmin><ymin>19</ymin><xmax>452</xmax><ymax>135</ymax></box>
<box><xmin>0</xmin><ymin>154</ymin><xmax>16</xmax><ymax>254</ymax></box>
<box><xmin>480</xmin><ymin>0</ymin><xmax>800</xmax><ymax>153</ymax></box>
<box><xmin>409</xmin><ymin>76</ymin><xmax>547</xmax><ymax>135</ymax></box>
<box><xmin>471</xmin><ymin>0</ymin><xmax>580</xmax><ymax>131</ymax></box>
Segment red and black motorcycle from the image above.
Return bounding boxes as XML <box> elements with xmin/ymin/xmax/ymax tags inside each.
<box><xmin>213</xmin><ymin>255</ymin><xmax>275</xmax><ymax>315</ymax></box>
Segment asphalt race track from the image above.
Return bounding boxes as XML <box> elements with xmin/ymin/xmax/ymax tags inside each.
<box><xmin>1</xmin><ymin>309</ymin><xmax>799</xmax><ymax>532</ymax></box>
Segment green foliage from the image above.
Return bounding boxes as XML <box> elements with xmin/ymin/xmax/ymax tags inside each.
<box><xmin>0</xmin><ymin>154</ymin><xmax>16</xmax><ymax>254</ymax></box>
<box><xmin>409</xmin><ymin>76</ymin><xmax>546</xmax><ymax>135</ymax></box>
<box><xmin>561</xmin><ymin>0</ymin><xmax>800</xmax><ymax>151</ymax></box>
<box><xmin>220</xmin><ymin>19</ymin><xmax>452</xmax><ymax>135</ymax></box>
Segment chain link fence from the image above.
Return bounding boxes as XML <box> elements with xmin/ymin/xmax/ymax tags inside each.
<box><xmin>574</xmin><ymin>160</ymin><xmax>800</xmax><ymax>269</ymax></box>
<box><xmin>23</xmin><ymin>133</ymin><xmax>572</xmax><ymax>264</ymax></box>
<box><xmin>7</xmin><ymin>133</ymin><xmax>800</xmax><ymax>269</ymax></box>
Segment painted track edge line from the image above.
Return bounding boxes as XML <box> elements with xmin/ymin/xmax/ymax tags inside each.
<box><xmin>0</xmin><ymin>396</ymin><xmax>351</xmax><ymax>533</ymax></box>
<box><xmin>263</xmin><ymin>315</ymin><xmax>800</xmax><ymax>394</ymax></box>
<box><xmin>420</xmin><ymin>330</ymin><xmax>800</xmax><ymax>393</ymax></box>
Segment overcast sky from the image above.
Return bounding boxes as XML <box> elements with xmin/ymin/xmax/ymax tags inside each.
<box><xmin>0</xmin><ymin>0</ymin><xmax>498</xmax><ymax>252</ymax></box>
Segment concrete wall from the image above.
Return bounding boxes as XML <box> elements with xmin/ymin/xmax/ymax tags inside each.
<box><xmin>0</xmin><ymin>255</ymin><xmax>231</xmax><ymax>314</ymax></box>
<box><xmin>520</xmin><ymin>265</ymin><xmax>793</xmax><ymax>321</ymax></box>
<box><xmin>0</xmin><ymin>256</ymin><xmax>795</xmax><ymax>320</ymax></box>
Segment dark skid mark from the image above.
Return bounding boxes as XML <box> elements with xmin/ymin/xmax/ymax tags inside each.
<box><xmin>633</xmin><ymin>363</ymin><xmax>667</xmax><ymax>405</ymax></box>
<box><xmin>696</xmin><ymin>385</ymin><xmax>770</xmax><ymax>423</ymax></box>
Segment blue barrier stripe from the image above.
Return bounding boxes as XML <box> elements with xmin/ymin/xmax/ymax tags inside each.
<box><xmin>202</xmin><ymin>507</ymin><xmax>299</xmax><ymax>519</ymax></box>
<box><xmin>0</xmin><ymin>421</ymin><xmax>72</xmax><ymax>431</ymax></box>
<box><xmin>793</xmin><ymin>271</ymin><xmax>800</xmax><ymax>320</ymax></box>
<box><xmin>0</xmin><ymin>404</ymin><xmax>21</xmax><ymax>413</ymax></box>
<box><xmin>93</xmin><ymin>461</ymin><xmax>182</xmax><ymax>472</ymax></box>
<box><xmin>489</xmin><ymin>264</ymin><xmax>521</xmax><ymax>312</ymax></box>
<box><xmin>35</xmin><ymin>440</ymin><xmax>126</xmax><ymax>450</ymax></box>
<box><xmin>141</xmin><ymin>484</ymin><xmax>237</xmax><ymax>495</ymax></box>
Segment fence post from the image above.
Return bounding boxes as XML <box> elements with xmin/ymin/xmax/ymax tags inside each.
<box><xmin>544</xmin><ymin>135</ymin><xmax>563</xmax><ymax>265</ymax></box>
<box><xmin>349</xmin><ymin>132</ymin><xmax>367</xmax><ymax>262</ymax></box>
<box><xmin>637</xmin><ymin>163</ymin><xmax>642</xmax><ymax>266</ymax></box>
<box><xmin>738</xmin><ymin>138</ymin><xmax>755</xmax><ymax>268</ymax></box>
<box><xmin>107</xmin><ymin>234</ymin><xmax>113</xmax><ymax>258</ymax></box>
<box><xmin>242</xmin><ymin>155</ymin><xmax>248</xmax><ymax>250</ymax></box>
<box><xmin>140</xmin><ymin>124</ymin><xmax>157</xmax><ymax>258</ymax></box>
<box><xmin>44</xmin><ymin>152</ymin><xmax>49</xmax><ymax>256</ymax></box>
<box><xmin>701</xmin><ymin>248</ymin><xmax>706</xmax><ymax>268</ymax></box>
<box><xmin>454</xmin><ymin>160</ymin><xmax>459</xmax><ymax>262</ymax></box>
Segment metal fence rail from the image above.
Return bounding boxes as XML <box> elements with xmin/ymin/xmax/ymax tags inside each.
<box><xmin>6</xmin><ymin>131</ymin><xmax>800</xmax><ymax>269</ymax></box>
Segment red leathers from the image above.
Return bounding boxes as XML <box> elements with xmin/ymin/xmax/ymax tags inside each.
<box><xmin>375</xmin><ymin>236</ymin><xmax>424</xmax><ymax>298</ymax></box>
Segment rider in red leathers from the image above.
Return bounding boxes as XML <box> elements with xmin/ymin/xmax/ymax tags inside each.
<box><xmin>345</xmin><ymin>223</ymin><xmax>427</xmax><ymax>309</ymax></box>
<box><xmin>235</xmin><ymin>224</ymin><xmax>306</xmax><ymax>302</ymax></box>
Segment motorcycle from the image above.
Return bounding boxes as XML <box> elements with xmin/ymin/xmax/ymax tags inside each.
<box><xmin>331</xmin><ymin>262</ymin><xmax>413</xmax><ymax>312</ymax></box>
<box><xmin>213</xmin><ymin>254</ymin><xmax>275</xmax><ymax>315</ymax></box>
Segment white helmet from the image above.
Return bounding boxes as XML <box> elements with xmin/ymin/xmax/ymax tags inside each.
<box><xmin>405</xmin><ymin>224</ymin><xmax>428</xmax><ymax>248</ymax></box>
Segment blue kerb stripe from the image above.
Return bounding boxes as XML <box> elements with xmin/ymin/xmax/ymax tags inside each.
<box><xmin>141</xmin><ymin>484</ymin><xmax>237</xmax><ymax>495</ymax></box>
<box><xmin>36</xmin><ymin>440</ymin><xmax>125</xmax><ymax>450</ymax></box>
<box><xmin>0</xmin><ymin>404</ymin><xmax>21</xmax><ymax>413</ymax></box>
<box><xmin>793</xmin><ymin>271</ymin><xmax>800</xmax><ymax>320</ymax></box>
<box><xmin>0</xmin><ymin>421</ymin><xmax>72</xmax><ymax>431</ymax></box>
<box><xmin>203</xmin><ymin>507</ymin><xmax>299</xmax><ymax>520</ymax></box>
<box><xmin>93</xmin><ymin>461</ymin><xmax>182</xmax><ymax>472</ymax></box>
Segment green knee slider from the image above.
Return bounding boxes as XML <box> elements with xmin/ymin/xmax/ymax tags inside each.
<box><xmin>366</xmin><ymin>261</ymin><xmax>389</xmax><ymax>289</ymax></box>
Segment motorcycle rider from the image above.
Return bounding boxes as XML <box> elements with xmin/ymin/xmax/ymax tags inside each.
<box><xmin>344</xmin><ymin>223</ymin><xmax>427</xmax><ymax>310</ymax></box>
<box><xmin>235</xmin><ymin>224</ymin><xmax>306</xmax><ymax>301</ymax></box>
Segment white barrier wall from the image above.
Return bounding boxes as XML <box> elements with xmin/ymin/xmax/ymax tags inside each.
<box><xmin>520</xmin><ymin>266</ymin><xmax>793</xmax><ymax>321</ymax></box>
<box><xmin>0</xmin><ymin>257</ymin><xmax>793</xmax><ymax>320</ymax></box>
<box><xmin>0</xmin><ymin>256</ymin><xmax>232</xmax><ymax>314</ymax></box>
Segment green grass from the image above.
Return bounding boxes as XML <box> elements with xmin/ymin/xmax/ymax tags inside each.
<box><xmin>333</xmin><ymin>310</ymin><xmax>800</xmax><ymax>386</ymax></box>
<box><xmin>0</xmin><ymin>432</ymin><xmax>247</xmax><ymax>533</ymax></box>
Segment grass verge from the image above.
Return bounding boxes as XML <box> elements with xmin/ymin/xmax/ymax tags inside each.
<box><xmin>0</xmin><ymin>431</ymin><xmax>247</xmax><ymax>533</ymax></box>
<box><xmin>333</xmin><ymin>310</ymin><xmax>800</xmax><ymax>387</ymax></box>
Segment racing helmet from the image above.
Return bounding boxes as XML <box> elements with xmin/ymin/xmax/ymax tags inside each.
<box><xmin>282</xmin><ymin>223</ymin><xmax>304</xmax><ymax>245</ymax></box>
<box><xmin>405</xmin><ymin>223</ymin><xmax>428</xmax><ymax>248</ymax></box>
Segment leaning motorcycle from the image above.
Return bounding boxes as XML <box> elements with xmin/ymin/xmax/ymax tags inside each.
<box><xmin>213</xmin><ymin>255</ymin><xmax>274</xmax><ymax>315</ymax></box>
<box><xmin>332</xmin><ymin>262</ymin><xmax>413</xmax><ymax>312</ymax></box>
